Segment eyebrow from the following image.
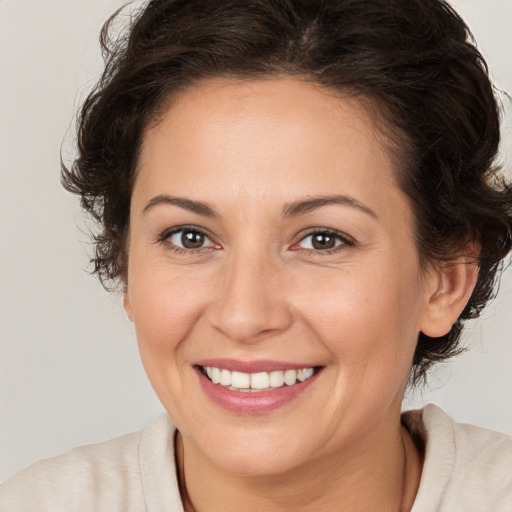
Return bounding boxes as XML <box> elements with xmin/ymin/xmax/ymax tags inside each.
<box><xmin>282</xmin><ymin>194</ymin><xmax>378</xmax><ymax>219</ymax></box>
<box><xmin>142</xmin><ymin>193</ymin><xmax>377</xmax><ymax>219</ymax></box>
<box><xmin>143</xmin><ymin>194</ymin><xmax>218</xmax><ymax>217</ymax></box>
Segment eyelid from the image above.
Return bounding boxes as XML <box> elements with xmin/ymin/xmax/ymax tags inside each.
<box><xmin>292</xmin><ymin>228</ymin><xmax>355</xmax><ymax>252</ymax></box>
<box><xmin>158</xmin><ymin>225</ymin><xmax>220</xmax><ymax>251</ymax></box>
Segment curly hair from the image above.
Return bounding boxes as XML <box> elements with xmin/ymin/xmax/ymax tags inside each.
<box><xmin>62</xmin><ymin>0</ymin><xmax>512</xmax><ymax>384</ymax></box>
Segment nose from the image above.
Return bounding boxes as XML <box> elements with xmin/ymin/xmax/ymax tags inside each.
<box><xmin>207</xmin><ymin>251</ymin><xmax>293</xmax><ymax>343</ymax></box>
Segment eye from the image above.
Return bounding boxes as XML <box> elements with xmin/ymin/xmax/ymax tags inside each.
<box><xmin>163</xmin><ymin>226</ymin><xmax>218</xmax><ymax>251</ymax></box>
<box><xmin>297</xmin><ymin>230</ymin><xmax>353</xmax><ymax>252</ymax></box>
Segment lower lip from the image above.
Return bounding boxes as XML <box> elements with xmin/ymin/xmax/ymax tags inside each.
<box><xmin>195</xmin><ymin>367</ymin><xmax>320</xmax><ymax>414</ymax></box>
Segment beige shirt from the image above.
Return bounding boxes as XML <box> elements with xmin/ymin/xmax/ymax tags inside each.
<box><xmin>1</xmin><ymin>404</ymin><xmax>511</xmax><ymax>511</ymax></box>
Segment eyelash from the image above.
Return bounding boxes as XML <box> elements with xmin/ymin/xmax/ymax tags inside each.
<box><xmin>293</xmin><ymin>228</ymin><xmax>355</xmax><ymax>256</ymax></box>
<box><xmin>158</xmin><ymin>225</ymin><xmax>219</xmax><ymax>255</ymax></box>
<box><xmin>158</xmin><ymin>226</ymin><xmax>355</xmax><ymax>256</ymax></box>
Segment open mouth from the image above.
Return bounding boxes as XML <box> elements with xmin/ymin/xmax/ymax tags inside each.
<box><xmin>198</xmin><ymin>365</ymin><xmax>321</xmax><ymax>392</ymax></box>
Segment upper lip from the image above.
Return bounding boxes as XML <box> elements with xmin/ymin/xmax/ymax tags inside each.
<box><xmin>195</xmin><ymin>358</ymin><xmax>320</xmax><ymax>373</ymax></box>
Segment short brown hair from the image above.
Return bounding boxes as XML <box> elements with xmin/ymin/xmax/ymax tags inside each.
<box><xmin>62</xmin><ymin>0</ymin><xmax>512</xmax><ymax>384</ymax></box>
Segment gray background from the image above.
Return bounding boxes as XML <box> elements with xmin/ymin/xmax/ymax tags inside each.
<box><xmin>1</xmin><ymin>0</ymin><xmax>511</xmax><ymax>482</ymax></box>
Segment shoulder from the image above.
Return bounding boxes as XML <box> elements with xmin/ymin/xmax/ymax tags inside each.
<box><xmin>403</xmin><ymin>404</ymin><xmax>512</xmax><ymax>512</ymax></box>
<box><xmin>0</xmin><ymin>414</ymin><xmax>177</xmax><ymax>512</ymax></box>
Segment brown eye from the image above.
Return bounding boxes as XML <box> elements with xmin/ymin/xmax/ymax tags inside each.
<box><xmin>181</xmin><ymin>231</ymin><xmax>205</xmax><ymax>248</ymax></box>
<box><xmin>297</xmin><ymin>230</ymin><xmax>353</xmax><ymax>252</ymax></box>
<box><xmin>166</xmin><ymin>228</ymin><xmax>217</xmax><ymax>251</ymax></box>
<box><xmin>311</xmin><ymin>233</ymin><xmax>336</xmax><ymax>250</ymax></box>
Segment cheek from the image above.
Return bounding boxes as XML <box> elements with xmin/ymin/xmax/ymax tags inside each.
<box><xmin>128</xmin><ymin>268</ymin><xmax>210</xmax><ymax>360</ymax></box>
<box><xmin>127</xmin><ymin>270</ymin><xmax>214</xmax><ymax>419</ymax></box>
<box><xmin>293</xmin><ymin>263</ymin><xmax>423</xmax><ymax>368</ymax></box>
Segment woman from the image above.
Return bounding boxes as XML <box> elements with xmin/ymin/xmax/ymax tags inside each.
<box><xmin>1</xmin><ymin>0</ymin><xmax>511</xmax><ymax>510</ymax></box>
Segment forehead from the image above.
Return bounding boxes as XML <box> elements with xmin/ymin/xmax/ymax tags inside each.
<box><xmin>145</xmin><ymin>77</ymin><xmax>390</xmax><ymax>151</ymax></box>
<box><xmin>135</xmin><ymin>77</ymin><xmax>407</xmax><ymax>218</ymax></box>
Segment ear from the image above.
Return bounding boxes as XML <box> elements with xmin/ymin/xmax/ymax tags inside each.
<box><xmin>420</xmin><ymin>256</ymin><xmax>479</xmax><ymax>338</ymax></box>
<box><xmin>123</xmin><ymin>287</ymin><xmax>133</xmax><ymax>322</ymax></box>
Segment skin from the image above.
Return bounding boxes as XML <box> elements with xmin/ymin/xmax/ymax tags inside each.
<box><xmin>123</xmin><ymin>77</ymin><xmax>477</xmax><ymax>511</ymax></box>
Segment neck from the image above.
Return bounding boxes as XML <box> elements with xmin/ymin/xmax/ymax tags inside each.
<box><xmin>175</xmin><ymin>415</ymin><xmax>422</xmax><ymax>512</ymax></box>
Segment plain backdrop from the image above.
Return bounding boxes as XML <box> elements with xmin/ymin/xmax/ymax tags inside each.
<box><xmin>1</xmin><ymin>0</ymin><xmax>511</xmax><ymax>483</ymax></box>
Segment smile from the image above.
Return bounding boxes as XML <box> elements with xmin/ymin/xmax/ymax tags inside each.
<box><xmin>195</xmin><ymin>360</ymin><xmax>323</xmax><ymax>413</ymax></box>
<box><xmin>201</xmin><ymin>366</ymin><xmax>316</xmax><ymax>392</ymax></box>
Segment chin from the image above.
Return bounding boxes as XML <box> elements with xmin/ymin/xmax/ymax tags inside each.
<box><xmin>185</xmin><ymin>422</ymin><xmax>318</xmax><ymax>477</ymax></box>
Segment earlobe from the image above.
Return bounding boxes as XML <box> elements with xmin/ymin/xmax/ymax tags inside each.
<box><xmin>123</xmin><ymin>289</ymin><xmax>133</xmax><ymax>322</ymax></box>
<box><xmin>420</xmin><ymin>257</ymin><xmax>479</xmax><ymax>338</ymax></box>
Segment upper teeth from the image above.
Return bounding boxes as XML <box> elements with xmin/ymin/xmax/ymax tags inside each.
<box><xmin>204</xmin><ymin>367</ymin><xmax>315</xmax><ymax>391</ymax></box>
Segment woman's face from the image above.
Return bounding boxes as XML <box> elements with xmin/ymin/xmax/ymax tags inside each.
<box><xmin>125</xmin><ymin>77</ymin><xmax>438</xmax><ymax>475</ymax></box>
